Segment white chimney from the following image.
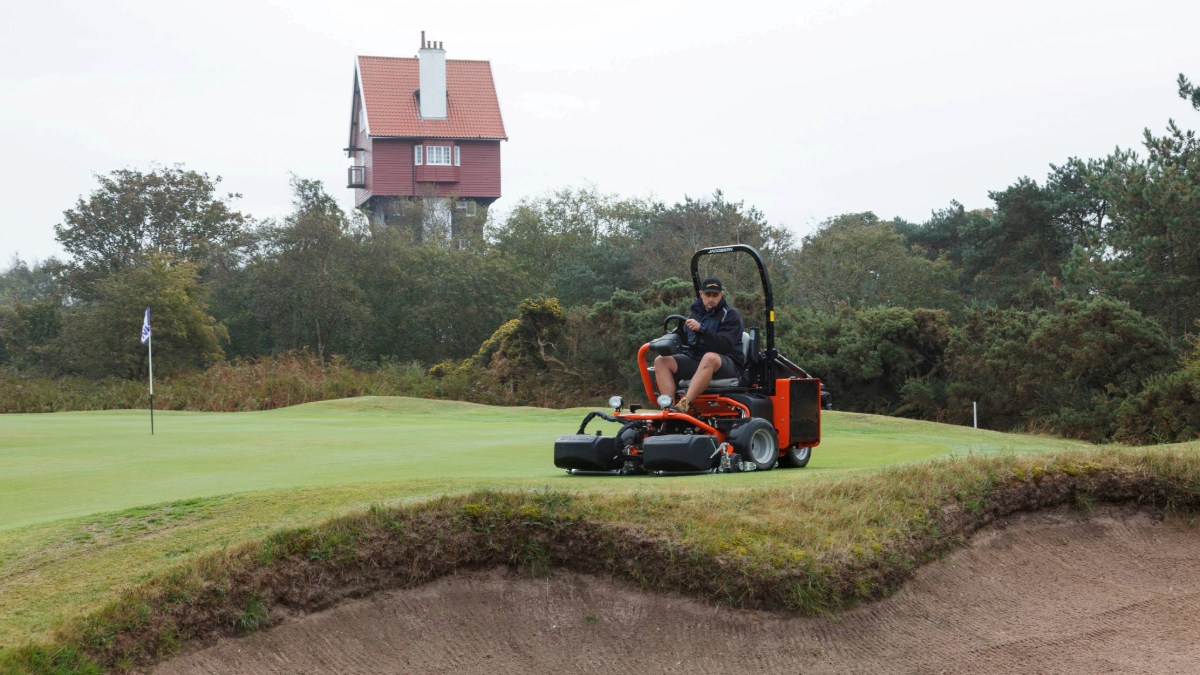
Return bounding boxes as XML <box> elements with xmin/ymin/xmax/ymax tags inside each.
<box><xmin>418</xmin><ymin>32</ymin><xmax>446</xmax><ymax>120</ymax></box>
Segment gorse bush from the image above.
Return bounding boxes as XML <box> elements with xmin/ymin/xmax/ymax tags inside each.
<box><xmin>1112</xmin><ymin>334</ymin><xmax>1200</xmax><ymax>444</ymax></box>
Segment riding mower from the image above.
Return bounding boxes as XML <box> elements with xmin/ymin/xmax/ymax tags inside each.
<box><xmin>553</xmin><ymin>244</ymin><xmax>827</xmax><ymax>475</ymax></box>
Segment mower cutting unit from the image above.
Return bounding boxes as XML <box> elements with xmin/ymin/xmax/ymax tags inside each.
<box><xmin>554</xmin><ymin>244</ymin><xmax>827</xmax><ymax>476</ymax></box>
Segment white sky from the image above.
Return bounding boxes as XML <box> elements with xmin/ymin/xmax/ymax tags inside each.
<box><xmin>2</xmin><ymin>0</ymin><xmax>1198</xmax><ymax>264</ymax></box>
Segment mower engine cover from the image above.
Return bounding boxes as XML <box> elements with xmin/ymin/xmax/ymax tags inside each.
<box><xmin>554</xmin><ymin>434</ymin><xmax>620</xmax><ymax>471</ymax></box>
<box><xmin>642</xmin><ymin>434</ymin><xmax>719</xmax><ymax>473</ymax></box>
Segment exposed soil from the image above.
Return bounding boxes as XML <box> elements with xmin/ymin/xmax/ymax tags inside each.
<box><xmin>156</xmin><ymin>505</ymin><xmax>1200</xmax><ymax>675</ymax></box>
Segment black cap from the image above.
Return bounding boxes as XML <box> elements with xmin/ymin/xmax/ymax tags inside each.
<box><xmin>699</xmin><ymin>277</ymin><xmax>723</xmax><ymax>294</ymax></box>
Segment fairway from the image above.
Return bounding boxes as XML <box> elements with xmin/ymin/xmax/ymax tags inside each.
<box><xmin>0</xmin><ymin>396</ymin><xmax>1089</xmax><ymax>531</ymax></box>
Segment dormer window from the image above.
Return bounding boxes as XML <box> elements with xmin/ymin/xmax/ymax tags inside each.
<box><xmin>426</xmin><ymin>145</ymin><xmax>452</xmax><ymax>166</ymax></box>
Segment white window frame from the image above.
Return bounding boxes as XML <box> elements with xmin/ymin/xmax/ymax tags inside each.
<box><xmin>425</xmin><ymin>145</ymin><xmax>452</xmax><ymax>166</ymax></box>
<box><xmin>454</xmin><ymin>146</ymin><xmax>460</xmax><ymax>166</ymax></box>
<box><xmin>414</xmin><ymin>145</ymin><xmax>423</xmax><ymax>165</ymax></box>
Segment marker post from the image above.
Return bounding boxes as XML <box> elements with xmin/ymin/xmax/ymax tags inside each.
<box><xmin>149</xmin><ymin>331</ymin><xmax>154</xmax><ymax>435</ymax></box>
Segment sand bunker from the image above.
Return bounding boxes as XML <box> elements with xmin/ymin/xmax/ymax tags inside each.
<box><xmin>156</xmin><ymin>506</ymin><xmax>1200</xmax><ymax>674</ymax></box>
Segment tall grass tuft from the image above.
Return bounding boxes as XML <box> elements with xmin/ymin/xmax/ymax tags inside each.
<box><xmin>0</xmin><ymin>352</ymin><xmax>578</xmax><ymax>414</ymax></box>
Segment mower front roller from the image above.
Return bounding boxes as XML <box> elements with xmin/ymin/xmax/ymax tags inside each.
<box><xmin>554</xmin><ymin>407</ymin><xmax>766</xmax><ymax>475</ymax></box>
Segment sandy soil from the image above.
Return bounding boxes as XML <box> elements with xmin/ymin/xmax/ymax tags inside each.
<box><xmin>156</xmin><ymin>506</ymin><xmax>1200</xmax><ymax>674</ymax></box>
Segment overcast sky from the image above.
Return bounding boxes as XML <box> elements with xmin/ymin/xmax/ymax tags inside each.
<box><xmin>2</xmin><ymin>0</ymin><xmax>1198</xmax><ymax>264</ymax></box>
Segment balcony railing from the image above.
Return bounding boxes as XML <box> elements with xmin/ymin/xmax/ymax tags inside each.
<box><xmin>347</xmin><ymin>165</ymin><xmax>366</xmax><ymax>188</ymax></box>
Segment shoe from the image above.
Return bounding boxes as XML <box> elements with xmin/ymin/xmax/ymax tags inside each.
<box><xmin>666</xmin><ymin>396</ymin><xmax>691</xmax><ymax>413</ymax></box>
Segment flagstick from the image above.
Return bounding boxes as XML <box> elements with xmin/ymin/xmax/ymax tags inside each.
<box><xmin>149</xmin><ymin>332</ymin><xmax>154</xmax><ymax>435</ymax></box>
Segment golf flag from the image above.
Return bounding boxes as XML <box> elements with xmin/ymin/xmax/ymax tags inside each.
<box><xmin>142</xmin><ymin>306</ymin><xmax>154</xmax><ymax>434</ymax></box>
<box><xmin>141</xmin><ymin>307</ymin><xmax>152</xmax><ymax>344</ymax></box>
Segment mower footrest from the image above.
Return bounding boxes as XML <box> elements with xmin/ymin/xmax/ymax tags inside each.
<box><xmin>554</xmin><ymin>435</ymin><xmax>620</xmax><ymax>472</ymax></box>
<box><xmin>642</xmin><ymin>435</ymin><xmax>718</xmax><ymax>473</ymax></box>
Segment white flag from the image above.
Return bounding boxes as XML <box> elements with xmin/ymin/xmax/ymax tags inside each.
<box><xmin>140</xmin><ymin>307</ymin><xmax>152</xmax><ymax>345</ymax></box>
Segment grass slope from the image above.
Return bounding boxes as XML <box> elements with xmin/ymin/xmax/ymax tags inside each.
<box><xmin>0</xmin><ymin>397</ymin><xmax>1095</xmax><ymax>653</ymax></box>
<box><xmin>0</xmin><ymin>397</ymin><xmax>1088</xmax><ymax>531</ymax></box>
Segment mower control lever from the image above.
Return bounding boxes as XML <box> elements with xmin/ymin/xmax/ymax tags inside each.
<box><xmin>663</xmin><ymin>314</ymin><xmax>688</xmax><ymax>337</ymax></box>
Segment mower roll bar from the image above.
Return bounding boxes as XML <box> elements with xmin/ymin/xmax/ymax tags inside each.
<box><xmin>690</xmin><ymin>244</ymin><xmax>777</xmax><ymax>393</ymax></box>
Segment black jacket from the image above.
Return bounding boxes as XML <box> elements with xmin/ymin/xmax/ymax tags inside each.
<box><xmin>683</xmin><ymin>297</ymin><xmax>745</xmax><ymax>369</ymax></box>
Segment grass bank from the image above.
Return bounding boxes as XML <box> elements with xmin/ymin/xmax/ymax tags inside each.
<box><xmin>1</xmin><ymin>445</ymin><xmax>1198</xmax><ymax>674</ymax></box>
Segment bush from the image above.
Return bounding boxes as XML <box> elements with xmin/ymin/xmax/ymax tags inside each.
<box><xmin>0</xmin><ymin>296</ymin><xmax>63</xmax><ymax>368</ymax></box>
<box><xmin>778</xmin><ymin>298</ymin><xmax>1189</xmax><ymax>443</ymax></box>
<box><xmin>1113</xmin><ymin>370</ymin><xmax>1200</xmax><ymax>444</ymax></box>
<box><xmin>945</xmin><ymin>298</ymin><xmax>1173</xmax><ymax>441</ymax></box>
<box><xmin>781</xmin><ymin>306</ymin><xmax>951</xmax><ymax>415</ymax></box>
<box><xmin>1113</xmin><ymin>331</ymin><xmax>1200</xmax><ymax>444</ymax></box>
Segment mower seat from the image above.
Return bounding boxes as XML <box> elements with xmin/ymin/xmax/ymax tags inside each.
<box><xmin>677</xmin><ymin>332</ymin><xmax>750</xmax><ymax>391</ymax></box>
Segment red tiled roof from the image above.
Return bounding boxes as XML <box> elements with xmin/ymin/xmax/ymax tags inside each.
<box><xmin>357</xmin><ymin>56</ymin><xmax>506</xmax><ymax>140</ymax></box>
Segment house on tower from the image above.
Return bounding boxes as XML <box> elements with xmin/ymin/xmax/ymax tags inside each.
<box><xmin>346</xmin><ymin>32</ymin><xmax>506</xmax><ymax>238</ymax></box>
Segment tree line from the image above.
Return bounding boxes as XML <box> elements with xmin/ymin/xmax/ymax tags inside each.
<box><xmin>2</xmin><ymin>75</ymin><xmax>1199</xmax><ymax>443</ymax></box>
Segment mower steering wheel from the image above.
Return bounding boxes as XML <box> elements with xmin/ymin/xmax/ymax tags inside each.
<box><xmin>663</xmin><ymin>314</ymin><xmax>688</xmax><ymax>338</ymax></box>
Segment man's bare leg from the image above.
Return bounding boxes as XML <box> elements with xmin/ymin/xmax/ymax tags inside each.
<box><xmin>683</xmin><ymin>352</ymin><xmax>723</xmax><ymax>402</ymax></box>
<box><xmin>653</xmin><ymin>355</ymin><xmax>678</xmax><ymax>402</ymax></box>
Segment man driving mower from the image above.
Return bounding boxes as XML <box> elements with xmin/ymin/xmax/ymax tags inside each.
<box><xmin>554</xmin><ymin>244</ymin><xmax>824</xmax><ymax>476</ymax></box>
<box><xmin>653</xmin><ymin>277</ymin><xmax>745</xmax><ymax>412</ymax></box>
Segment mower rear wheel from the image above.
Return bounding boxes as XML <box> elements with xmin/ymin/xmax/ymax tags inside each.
<box><xmin>728</xmin><ymin>418</ymin><xmax>777</xmax><ymax>471</ymax></box>
<box><xmin>780</xmin><ymin>445</ymin><xmax>811</xmax><ymax>468</ymax></box>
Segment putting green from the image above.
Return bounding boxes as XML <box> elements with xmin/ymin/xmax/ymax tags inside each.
<box><xmin>0</xmin><ymin>397</ymin><xmax>1089</xmax><ymax>531</ymax></box>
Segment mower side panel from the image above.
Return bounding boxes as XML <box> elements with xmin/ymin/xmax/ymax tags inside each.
<box><xmin>789</xmin><ymin>379</ymin><xmax>821</xmax><ymax>446</ymax></box>
<box><xmin>642</xmin><ymin>434</ymin><xmax>719</xmax><ymax>473</ymax></box>
<box><xmin>770</xmin><ymin>378</ymin><xmax>822</xmax><ymax>449</ymax></box>
<box><xmin>554</xmin><ymin>435</ymin><xmax>621</xmax><ymax>471</ymax></box>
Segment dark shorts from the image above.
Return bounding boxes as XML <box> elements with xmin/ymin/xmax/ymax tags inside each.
<box><xmin>672</xmin><ymin>352</ymin><xmax>741</xmax><ymax>381</ymax></box>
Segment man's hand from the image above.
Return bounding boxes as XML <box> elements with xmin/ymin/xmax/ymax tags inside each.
<box><xmin>685</xmin><ymin>318</ymin><xmax>701</xmax><ymax>332</ymax></box>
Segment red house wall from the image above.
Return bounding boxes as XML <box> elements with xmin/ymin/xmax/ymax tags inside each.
<box><xmin>364</xmin><ymin>138</ymin><xmax>501</xmax><ymax>202</ymax></box>
<box><xmin>369</xmin><ymin>138</ymin><xmax>416</xmax><ymax>198</ymax></box>
<box><xmin>454</xmin><ymin>141</ymin><xmax>501</xmax><ymax>199</ymax></box>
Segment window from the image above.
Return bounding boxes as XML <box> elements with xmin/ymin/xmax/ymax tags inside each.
<box><xmin>454</xmin><ymin>146</ymin><xmax>460</xmax><ymax>166</ymax></box>
<box><xmin>359</xmin><ymin>107</ymin><xmax>368</xmax><ymax>134</ymax></box>
<box><xmin>426</xmin><ymin>145</ymin><xmax>452</xmax><ymax>165</ymax></box>
<box><xmin>455</xmin><ymin>200</ymin><xmax>477</xmax><ymax>215</ymax></box>
<box><xmin>414</xmin><ymin>145</ymin><xmax>423</xmax><ymax>165</ymax></box>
